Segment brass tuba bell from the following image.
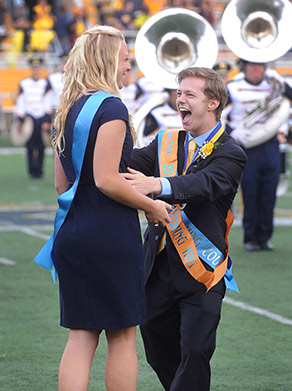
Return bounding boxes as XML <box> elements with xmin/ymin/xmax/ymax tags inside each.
<box><xmin>221</xmin><ymin>0</ymin><xmax>292</xmax><ymax>63</ymax></box>
<box><xmin>134</xmin><ymin>8</ymin><xmax>218</xmax><ymax>90</ymax></box>
<box><xmin>133</xmin><ymin>8</ymin><xmax>218</xmax><ymax>147</ymax></box>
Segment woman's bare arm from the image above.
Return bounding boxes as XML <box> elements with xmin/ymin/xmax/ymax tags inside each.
<box><xmin>93</xmin><ymin>119</ymin><xmax>171</xmax><ymax>226</ymax></box>
<box><xmin>54</xmin><ymin>152</ymin><xmax>69</xmax><ymax>195</ymax></box>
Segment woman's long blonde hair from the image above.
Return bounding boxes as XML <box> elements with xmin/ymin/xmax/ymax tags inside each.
<box><xmin>54</xmin><ymin>25</ymin><xmax>136</xmax><ymax>152</ymax></box>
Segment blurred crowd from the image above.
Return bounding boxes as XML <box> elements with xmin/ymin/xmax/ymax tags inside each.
<box><xmin>0</xmin><ymin>0</ymin><xmax>222</xmax><ymax>57</ymax></box>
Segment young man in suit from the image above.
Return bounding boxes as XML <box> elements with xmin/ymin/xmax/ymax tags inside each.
<box><xmin>123</xmin><ymin>67</ymin><xmax>247</xmax><ymax>391</ymax></box>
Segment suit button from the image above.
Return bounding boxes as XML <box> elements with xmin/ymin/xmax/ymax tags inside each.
<box><xmin>154</xmin><ymin>235</ymin><xmax>160</xmax><ymax>241</ymax></box>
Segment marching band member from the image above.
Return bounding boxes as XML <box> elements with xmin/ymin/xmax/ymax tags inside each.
<box><xmin>213</xmin><ymin>61</ymin><xmax>232</xmax><ymax>83</ymax></box>
<box><xmin>142</xmin><ymin>88</ymin><xmax>181</xmax><ymax>145</ymax></box>
<box><xmin>15</xmin><ymin>56</ymin><xmax>52</xmax><ymax>178</ymax></box>
<box><xmin>46</xmin><ymin>54</ymin><xmax>68</xmax><ymax>116</ymax></box>
<box><xmin>222</xmin><ymin>59</ymin><xmax>292</xmax><ymax>251</ymax></box>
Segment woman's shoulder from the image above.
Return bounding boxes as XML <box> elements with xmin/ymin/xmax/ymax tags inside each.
<box><xmin>102</xmin><ymin>95</ymin><xmax>127</xmax><ymax>110</ymax></box>
<box><xmin>70</xmin><ymin>94</ymin><xmax>129</xmax><ymax>126</ymax></box>
<box><xmin>99</xmin><ymin>95</ymin><xmax>129</xmax><ymax>121</ymax></box>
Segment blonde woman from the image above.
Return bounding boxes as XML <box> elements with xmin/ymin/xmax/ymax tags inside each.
<box><xmin>50</xmin><ymin>26</ymin><xmax>171</xmax><ymax>391</ymax></box>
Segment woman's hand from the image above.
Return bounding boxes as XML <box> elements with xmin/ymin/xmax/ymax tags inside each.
<box><xmin>145</xmin><ymin>199</ymin><xmax>172</xmax><ymax>227</ymax></box>
<box><xmin>121</xmin><ymin>167</ymin><xmax>162</xmax><ymax>195</ymax></box>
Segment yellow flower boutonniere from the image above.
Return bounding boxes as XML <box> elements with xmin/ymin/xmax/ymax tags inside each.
<box><xmin>198</xmin><ymin>141</ymin><xmax>223</xmax><ymax>160</ymax></box>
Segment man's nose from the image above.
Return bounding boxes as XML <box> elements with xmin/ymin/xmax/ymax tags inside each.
<box><xmin>177</xmin><ymin>95</ymin><xmax>184</xmax><ymax>104</ymax></box>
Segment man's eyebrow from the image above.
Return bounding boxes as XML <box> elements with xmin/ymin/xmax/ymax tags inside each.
<box><xmin>177</xmin><ymin>89</ymin><xmax>196</xmax><ymax>94</ymax></box>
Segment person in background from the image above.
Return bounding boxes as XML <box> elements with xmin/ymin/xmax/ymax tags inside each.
<box><xmin>68</xmin><ymin>6</ymin><xmax>90</xmax><ymax>46</ymax></box>
<box><xmin>15</xmin><ymin>56</ymin><xmax>51</xmax><ymax>178</ymax></box>
<box><xmin>115</xmin><ymin>0</ymin><xmax>137</xmax><ymax>30</ymax></box>
<box><xmin>197</xmin><ymin>0</ymin><xmax>215</xmax><ymax>26</ymax></box>
<box><xmin>213</xmin><ymin>61</ymin><xmax>232</xmax><ymax>84</ymax></box>
<box><xmin>119</xmin><ymin>65</ymin><xmax>140</xmax><ymax>116</ymax></box>
<box><xmin>123</xmin><ymin>67</ymin><xmax>247</xmax><ymax>391</ymax></box>
<box><xmin>54</xmin><ymin>5</ymin><xmax>72</xmax><ymax>54</ymax></box>
<box><xmin>12</xmin><ymin>4</ymin><xmax>31</xmax><ymax>52</ymax></box>
<box><xmin>222</xmin><ymin>59</ymin><xmax>292</xmax><ymax>251</ymax></box>
<box><xmin>29</xmin><ymin>0</ymin><xmax>56</xmax><ymax>52</ymax></box>
<box><xmin>142</xmin><ymin>88</ymin><xmax>181</xmax><ymax>145</ymax></box>
<box><xmin>35</xmin><ymin>25</ymin><xmax>171</xmax><ymax>391</ymax></box>
<box><xmin>46</xmin><ymin>53</ymin><xmax>68</xmax><ymax>117</ymax></box>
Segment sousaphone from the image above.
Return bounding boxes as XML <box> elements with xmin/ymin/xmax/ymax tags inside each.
<box><xmin>221</xmin><ymin>0</ymin><xmax>292</xmax><ymax>149</ymax></box>
<box><xmin>10</xmin><ymin>115</ymin><xmax>34</xmax><ymax>146</ymax></box>
<box><xmin>134</xmin><ymin>8</ymin><xmax>218</xmax><ymax>147</ymax></box>
<box><xmin>221</xmin><ymin>0</ymin><xmax>292</xmax><ymax>194</ymax></box>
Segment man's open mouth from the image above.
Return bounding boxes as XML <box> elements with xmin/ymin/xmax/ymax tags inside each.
<box><xmin>180</xmin><ymin>108</ymin><xmax>191</xmax><ymax>121</ymax></box>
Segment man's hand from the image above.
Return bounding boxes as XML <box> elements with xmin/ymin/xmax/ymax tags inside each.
<box><xmin>121</xmin><ymin>167</ymin><xmax>162</xmax><ymax>195</ymax></box>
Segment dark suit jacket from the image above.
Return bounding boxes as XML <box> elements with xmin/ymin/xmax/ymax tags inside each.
<box><xmin>130</xmin><ymin>129</ymin><xmax>247</xmax><ymax>294</ymax></box>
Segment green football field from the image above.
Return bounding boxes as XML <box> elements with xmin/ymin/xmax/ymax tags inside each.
<box><xmin>0</xmin><ymin>141</ymin><xmax>292</xmax><ymax>391</ymax></box>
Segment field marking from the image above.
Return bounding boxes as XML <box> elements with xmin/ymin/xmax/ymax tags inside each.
<box><xmin>14</xmin><ymin>225</ymin><xmax>292</xmax><ymax>327</ymax></box>
<box><xmin>14</xmin><ymin>226</ymin><xmax>51</xmax><ymax>240</ymax></box>
<box><xmin>1</xmin><ymin>222</ymin><xmax>292</xmax><ymax>327</ymax></box>
<box><xmin>224</xmin><ymin>297</ymin><xmax>292</xmax><ymax>326</ymax></box>
<box><xmin>0</xmin><ymin>147</ymin><xmax>53</xmax><ymax>155</ymax></box>
<box><xmin>0</xmin><ymin>225</ymin><xmax>51</xmax><ymax>240</ymax></box>
<box><xmin>0</xmin><ymin>257</ymin><xmax>16</xmax><ymax>265</ymax></box>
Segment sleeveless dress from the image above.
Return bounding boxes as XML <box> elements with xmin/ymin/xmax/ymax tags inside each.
<box><xmin>53</xmin><ymin>95</ymin><xmax>145</xmax><ymax>330</ymax></box>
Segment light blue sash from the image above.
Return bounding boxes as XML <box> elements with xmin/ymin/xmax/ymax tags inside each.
<box><xmin>157</xmin><ymin>121</ymin><xmax>224</xmax><ymax>174</ymax></box>
<box><xmin>180</xmin><ymin>210</ymin><xmax>239</xmax><ymax>293</ymax></box>
<box><xmin>34</xmin><ymin>91</ymin><xmax>113</xmax><ymax>282</ymax></box>
<box><xmin>157</xmin><ymin>127</ymin><xmax>239</xmax><ymax>293</ymax></box>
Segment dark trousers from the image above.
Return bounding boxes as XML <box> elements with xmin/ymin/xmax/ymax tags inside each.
<box><xmin>241</xmin><ymin>138</ymin><xmax>280</xmax><ymax>243</ymax></box>
<box><xmin>26</xmin><ymin>116</ymin><xmax>45</xmax><ymax>178</ymax></box>
<box><xmin>140</xmin><ymin>250</ymin><xmax>224</xmax><ymax>391</ymax></box>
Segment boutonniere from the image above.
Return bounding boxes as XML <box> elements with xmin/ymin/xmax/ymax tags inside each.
<box><xmin>198</xmin><ymin>141</ymin><xmax>223</xmax><ymax>160</ymax></box>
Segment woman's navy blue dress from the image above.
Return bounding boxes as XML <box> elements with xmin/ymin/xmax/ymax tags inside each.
<box><xmin>53</xmin><ymin>95</ymin><xmax>145</xmax><ymax>330</ymax></box>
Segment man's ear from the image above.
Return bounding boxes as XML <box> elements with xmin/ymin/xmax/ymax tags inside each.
<box><xmin>208</xmin><ymin>98</ymin><xmax>220</xmax><ymax>112</ymax></box>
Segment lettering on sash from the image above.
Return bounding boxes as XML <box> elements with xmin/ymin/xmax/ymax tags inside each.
<box><xmin>163</xmin><ymin>162</ymin><xmax>175</xmax><ymax>176</ymax></box>
<box><xmin>187</xmin><ymin>226</ymin><xmax>203</xmax><ymax>247</ymax></box>
<box><xmin>166</xmin><ymin>131</ymin><xmax>174</xmax><ymax>157</ymax></box>
<box><xmin>182</xmin><ymin>247</ymin><xmax>196</xmax><ymax>268</ymax></box>
<box><xmin>168</xmin><ymin>205</ymin><xmax>179</xmax><ymax>229</ymax></box>
<box><xmin>171</xmin><ymin>226</ymin><xmax>188</xmax><ymax>246</ymax></box>
<box><xmin>202</xmin><ymin>247</ymin><xmax>222</xmax><ymax>265</ymax></box>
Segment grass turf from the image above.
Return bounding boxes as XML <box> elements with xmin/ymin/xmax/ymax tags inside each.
<box><xmin>0</xmin><ymin>145</ymin><xmax>292</xmax><ymax>390</ymax></box>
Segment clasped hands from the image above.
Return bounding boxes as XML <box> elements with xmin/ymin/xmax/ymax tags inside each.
<box><xmin>121</xmin><ymin>167</ymin><xmax>171</xmax><ymax>227</ymax></box>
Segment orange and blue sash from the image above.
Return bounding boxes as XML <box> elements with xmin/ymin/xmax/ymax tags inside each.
<box><xmin>34</xmin><ymin>91</ymin><xmax>113</xmax><ymax>282</ymax></box>
<box><xmin>157</xmin><ymin>124</ymin><xmax>239</xmax><ymax>293</ymax></box>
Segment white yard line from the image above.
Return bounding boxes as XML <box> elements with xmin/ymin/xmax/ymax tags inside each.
<box><xmin>14</xmin><ymin>226</ymin><xmax>51</xmax><ymax>240</ymax></box>
<box><xmin>0</xmin><ymin>147</ymin><xmax>53</xmax><ymax>155</ymax></box>
<box><xmin>0</xmin><ymin>257</ymin><xmax>16</xmax><ymax>265</ymax></box>
<box><xmin>1</xmin><ymin>221</ymin><xmax>292</xmax><ymax>326</ymax></box>
<box><xmin>224</xmin><ymin>297</ymin><xmax>292</xmax><ymax>326</ymax></box>
<box><xmin>0</xmin><ymin>224</ymin><xmax>51</xmax><ymax>240</ymax></box>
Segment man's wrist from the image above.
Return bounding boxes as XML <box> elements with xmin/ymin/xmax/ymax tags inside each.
<box><xmin>152</xmin><ymin>177</ymin><xmax>162</xmax><ymax>194</ymax></box>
